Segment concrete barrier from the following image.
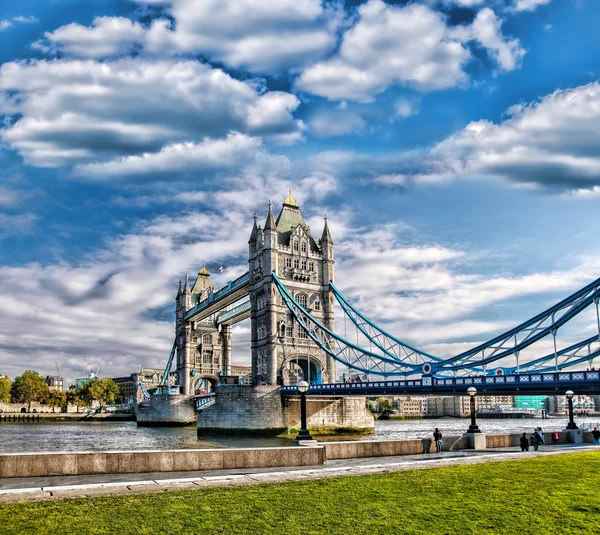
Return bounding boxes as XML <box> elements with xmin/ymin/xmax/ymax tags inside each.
<box><xmin>0</xmin><ymin>446</ymin><xmax>326</xmax><ymax>478</ymax></box>
<box><xmin>0</xmin><ymin>432</ymin><xmax>594</xmax><ymax>478</ymax></box>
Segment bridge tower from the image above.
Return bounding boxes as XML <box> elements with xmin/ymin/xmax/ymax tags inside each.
<box><xmin>175</xmin><ymin>267</ymin><xmax>224</xmax><ymax>396</ymax></box>
<box><xmin>248</xmin><ymin>192</ymin><xmax>336</xmax><ymax>386</ymax></box>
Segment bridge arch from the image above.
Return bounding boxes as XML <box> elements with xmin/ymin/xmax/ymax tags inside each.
<box><xmin>192</xmin><ymin>374</ymin><xmax>218</xmax><ymax>395</ymax></box>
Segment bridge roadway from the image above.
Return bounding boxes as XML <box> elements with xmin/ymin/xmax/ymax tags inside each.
<box><xmin>280</xmin><ymin>370</ymin><xmax>600</xmax><ymax>396</ymax></box>
<box><xmin>185</xmin><ymin>271</ymin><xmax>250</xmax><ymax>324</ymax></box>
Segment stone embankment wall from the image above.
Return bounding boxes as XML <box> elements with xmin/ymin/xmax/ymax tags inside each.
<box><xmin>1</xmin><ymin>431</ymin><xmax>595</xmax><ymax>478</ymax></box>
<box><xmin>0</xmin><ymin>447</ymin><xmax>325</xmax><ymax>478</ymax></box>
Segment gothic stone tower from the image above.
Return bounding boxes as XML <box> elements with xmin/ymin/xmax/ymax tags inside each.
<box><xmin>248</xmin><ymin>192</ymin><xmax>335</xmax><ymax>386</ymax></box>
<box><xmin>175</xmin><ymin>267</ymin><xmax>226</xmax><ymax>395</ymax></box>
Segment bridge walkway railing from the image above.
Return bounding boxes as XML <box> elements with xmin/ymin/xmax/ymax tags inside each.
<box><xmin>281</xmin><ymin>370</ymin><xmax>600</xmax><ymax>396</ymax></box>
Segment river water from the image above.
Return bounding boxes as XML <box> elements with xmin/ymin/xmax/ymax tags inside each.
<box><xmin>0</xmin><ymin>417</ymin><xmax>597</xmax><ymax>453</ymax></box>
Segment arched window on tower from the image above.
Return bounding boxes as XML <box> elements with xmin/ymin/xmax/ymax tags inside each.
<box><xmin>313</xmin><ymin>299</ymin><xmax>321</xmax><ymax>311</ymax></box>
<box><xmin>293</xmin><ymin>240</ymin><xmax>299</xmax><ymax>252</ymax></box>
<box><xmin>301</xmin><ymin>241</ymin><xmax>307</xmax><ymax>253</ymax></box>
<box><xmin>202</xmin><ymin>334</ymin><xmax>212</xmax><ymax>345</ymax></box>
<box><xmin>308</xmin><ymin>261</ymin><xmax>314</xmax><ymax>272</ymax></box>
<box><xmin>296</xmin><ymin>293</ymin><xmax>308</xmax><ymax>309</ymax></box>
<box><xmin>286</xmin><ymin>257</ymin><xmax>292</xmax><ymax>268</ymax></box>
<box><xmin>294</xmin><ymin>258</ymin><xmax>300</xmax><ymax>269</ymax></box>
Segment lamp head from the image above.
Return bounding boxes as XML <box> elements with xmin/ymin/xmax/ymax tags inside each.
<box><xmin>467</xmin><ymin>387</ymin><xmax>477</xmax><ymax>397</ymax></box>
<box><xmin>297</xmin><ymin>380</ymin><xmax>309</xmax><ymax>394</ymax></box>
<box><xmin>565</xmin><ymin>390</ymin><xmax>574</xmax><ymax>399</ymax></box>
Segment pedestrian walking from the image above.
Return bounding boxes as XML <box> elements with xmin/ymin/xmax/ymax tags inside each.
<box><xmin>530</xmin><ymin>428</ymin><xmax>543</xmax><ymax>451</ymax></box>
<box><xmin>592</xmin><ymin>427</ymin><xmax>600</xmax><ymax>445</ymax></box>
<box><xmin>520</xmin><ymin>432</ymin><xmax>529</xmax><ymax>452</ymax></box>
<box><xmin>433</xmin><ymin>428</ymin><xmax>443</xmax><ymax>453</ymax></box>
<box><xmin>537</xmin><ymin>427</ymin><xmax>544</xmax><ymax>445</ymax></box>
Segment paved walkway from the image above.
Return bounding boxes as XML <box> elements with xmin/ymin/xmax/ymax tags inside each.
<box><xmin>0</xmin><ymin>444</ymin><xmax>597</xmax><ymax>504</ymax></box>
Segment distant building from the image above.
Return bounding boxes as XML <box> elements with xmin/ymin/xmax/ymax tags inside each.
<box><xmin>477</xmin><ymin>396</ymin><xmax>514</xmax><ymax>411</ymax></box>
<box><xmin>230</xmin><ymin>365</ymin><xmax>252</xmax><ymax>385</ymax></box>
<box><xmin>514</xmin><ymin>396</ymin><xmax>547</xmax><ymax>411</ymax></box>
<box><xmin>45</xmin><ymin>375</ymin><xmax>64</xmax><ymax>392</ymax></box>
<box><xmin>111</xmin><ymin>368</ymin><xmax>170</xmax><ymax>403</ymax></box>
<box><xmin>74</xmin><ymin>377</ymin><xmax>91</xmax><ymax>391</ymax></box>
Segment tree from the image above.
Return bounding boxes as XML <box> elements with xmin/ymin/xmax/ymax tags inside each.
<box><xmin>47</xmin><ymin>390</ymin><xmax>67</xmax><ymax>413</ymax></box>
<box><xmin>0</xmin><ymin>375</ymin><xmax>11</xmax><ymax>403</ymax></box>
<box><xmin>10</xmin><ymin>370</ymin><xmax>49</xmax><ymax>412</ymax></box>
<box><xmin>377</xmin><ymin>397</ymin><xmax>393</xmax><ymax>412</ymax></box>
<box><xmin>100</xmin><ymin>378</ymin><xmax>121</xmax><ymax>407</ymax></box>
<box><xmin>82</xmin><ymin>378</ymin><xmax>121</xmax><ymax>410</ymax></box>
<box><xmin>66</xmin><ymin>390</ymin><xmax>88</xmax><ymax>413</ymax></box>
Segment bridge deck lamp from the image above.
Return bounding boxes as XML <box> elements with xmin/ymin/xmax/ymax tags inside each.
<box><xmin>296</xmin><ymin>380</ymin><xmax>314</xmax><ymax>441</ymax></box>
<box><xmin>466</xmin><ymin>387</ymin><xmax>481</xmax><ymax>433</ymax></box>
<box><xmin>565</xmin><ymin>390</ymin><xmax>578</xmax><ymax>429</ymax></box>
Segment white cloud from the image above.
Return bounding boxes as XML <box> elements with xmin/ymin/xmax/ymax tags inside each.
<box><xmin>0</xmin><ymin>187</ymin><xmax>20</xmax><ymax>208</ymax></box>
<box><xmin>417</xmin><ymin>82</ymin><xmax>600</xmax><ymax>190</ymax></box>
<box><xmin>296</xmin><ymin>1</ymin><xmax>523</xmax><ymax>101</ymax></box>
<box><xmin>74</xmin><ymin>133</ymin><xmax>287</xmax><ymax>179</ymax></box>
<box><xmin>470</xmin><ymin>8</ymin><xmax>525</xmax><ymax>71</ymax></box>
<box><xmin>14</xmin><ymin>16</ymin><xmax>39</xmax><ymax>24</ymax></box>
<box><xmin>33</xmin><ymin>17</ymin><xmax>145</xmax><ymax>58</ymax></box>
<box><xmin>0</xmin><ymin>20</ymin><xmax>12</xmax><ymax>31</ymax></box>
<box><xmin>0</xmin><ymin>212</ymin><xmax>38</xmax><ymax>236</ymax></box>
<box><xmin>0</xmin><ymin>59</ymin><xmax>303</xmax><ymax>168</ymax></box>
<box><xmin>512</xmin><ymin>0</ymin><xmax>553</xmax><ymax>12</ymax></box>
<box><xmin>393</xmin><ymin>97</ymin><xmax>420</xmax><ymax>118</ymax></box>
<box><xmin>37</xmin><ymin>0</ymin><xmax>344</xmax><ymax>74</ymax></box>
<box><xmin>309</xmin><ymin>109</ymin><xmax>366</xmax><ymax>138</ymax></box>
<box><xmin>297</xmin><ymin>1</ymin><xmax>471</xmax><ymax>101</ymax></box>
<box><xmin>316</xmin><ymin>82</ymin><xmax>600</xmax><ymax>193</ymax></box>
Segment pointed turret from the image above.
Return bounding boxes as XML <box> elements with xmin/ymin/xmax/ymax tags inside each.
<box><xmin>321</xmin><ymin>214</ymin><xmax>333</xmax><ymax>245</ymax></box>
<box><xmin>264</xmin><ymin>200</ymin><xmax>276</xmax><ymax>231</ymax></box>
<box><xmin>249</xmin><ymin>213</ymin><xmax>259</xmax><ymax>245</ymax></box>
<box><xmin>175</xmin><ymin>279</ymin><xmax>182</xmax><ymax>299</ymax></box>
<box><xmin>183</xmin><ymin>273</ymin><xmax>191</xmax><ymax>294</ymax></box>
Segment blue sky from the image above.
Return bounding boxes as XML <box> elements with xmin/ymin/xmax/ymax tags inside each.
<box><xmin>1</xmin><ymin>0</ymin><xmax>599</xmax><ymax>383</ymax></box>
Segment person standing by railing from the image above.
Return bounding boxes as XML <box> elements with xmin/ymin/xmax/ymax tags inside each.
<box><xmin>433</xmin><ymin>428</ymin><xmax>443</xmax><ymax>453</ymax></box>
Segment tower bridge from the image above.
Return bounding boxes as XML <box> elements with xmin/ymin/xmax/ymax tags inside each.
<box><xmin>138</xmin><ymin>192</ymin><xmax>600</xmax><ymax>433</ymax></box>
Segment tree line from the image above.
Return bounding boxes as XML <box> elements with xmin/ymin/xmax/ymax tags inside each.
<box><xmin>0</xmin><ymin>370</ymin><xmax>121</xmax><ymax>412</ymax></box>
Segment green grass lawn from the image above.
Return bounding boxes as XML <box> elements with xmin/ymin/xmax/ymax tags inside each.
<box><xmin>1</xmin><ymin>452</ymin><xmax>599</xmax><ymax>535</ymax></box>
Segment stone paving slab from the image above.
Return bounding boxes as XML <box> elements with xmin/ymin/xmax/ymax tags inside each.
<box><xmin>0</xmin><ymin>444</ymin><xmax>597</xmax><ymax>504</ymax></box>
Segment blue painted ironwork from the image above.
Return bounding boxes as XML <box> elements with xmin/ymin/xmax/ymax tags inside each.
<box><xmin>159</xmin><ymin>339</ymin><xmax>177</xmax><ymax>387</ymax></box>
<box><xmin>216</xmin><ymin>300</ymin><xmax>251</xmax><ymax>325</ymax></box>
<box><xmin>193</xmin><ymin>392</ymin><xmax>216</xmax><ymax>410</ymax></box>
<box><xmin>330</xmin><ymin>281</ymin><xmax>442</xmax><ymax>368</ymax></box>
<box><xmin>436</xmin><ymin>276</ymin><xmax>600</xmax><ymax>373</ymax></box>
<box><xmin>276</xmin><ymin>271</ymin><xmax>600</xmax><ymax>379</ymax></box>
<box><xmin>184</xmin><ymin>271</ymin><xmax>250</xmax><ymax>321</ymax></box>
<box><xmin>281</xmin><ymin>370</ymin><xmax>600</xmax><ymax>396</ymax></box>
<box><xmin>273</xmin><ymin>272</ymin><xmax>421</xmax><ymax>377</ymax></box>
<box><xmin>138</xmin><ymin>381</ymin><xmax>151</xmax><ymax>401</ymax></box>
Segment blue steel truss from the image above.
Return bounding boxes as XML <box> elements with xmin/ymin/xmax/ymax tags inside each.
<box><xmin>273</xmin><ymin>273</ymin><xmax>423</xmax><ymax>377</ymax></box>
<box><xmin>159</xmin><ymin>340</ymin><xmax>177</xmax><ymax>387</ymax></box>
<box><xmin>330</xmin><ymin>282</ymin><xmax>443</xmax><ymax>368</ymax></box>
<box><xmin>274</xmin><ymin>271</ymin><xmax>600</xmax><ymax>378</ymax></box>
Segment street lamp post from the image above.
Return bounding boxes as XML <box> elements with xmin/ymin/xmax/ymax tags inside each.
<box><xmin>466</xmin><ymin>387</ymin><xmax>481</xmax><ymax>433</ymax></box>
<box><xmin>565</xmin><ymin>390</ymin><xmax>578</xmax><ymax>429</ymax></box>
<box><xmin>296</xmin><ymin>380</ymin><xmax>314</xmax><ymax>441</ymax></box>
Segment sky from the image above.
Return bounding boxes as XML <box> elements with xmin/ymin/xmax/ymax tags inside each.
<box><xmin>0</xmin><ymin>0</ymin><xmax>599</xmax><ymax>385</ymax></box>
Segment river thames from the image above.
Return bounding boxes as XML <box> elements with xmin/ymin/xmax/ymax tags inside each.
<box><xmin>1</xmin><ymin>417</ymin><xmax>596</xmax><ymax>453</ymax></box>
